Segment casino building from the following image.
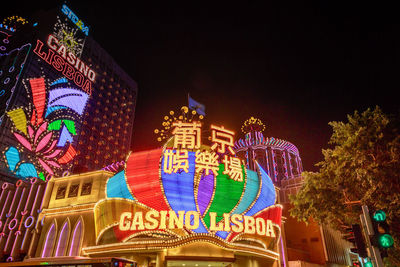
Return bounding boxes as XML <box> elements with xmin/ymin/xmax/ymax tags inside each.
<box><xmin>0</xmin><ymin>3</ymin><xmax>137</xmax><ymax>183</ymax></box>
<box><xmin>0</xmin><ymin>111</ymin><xmax>285</xmax><ymax>266</ymax></box>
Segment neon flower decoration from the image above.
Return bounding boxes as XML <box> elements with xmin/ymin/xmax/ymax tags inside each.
<box><xmin>95</xmin><ymin>147</ymin><xmax>282</xmax><ymax>251</ymax></box>
<box><xmin>4</xmin><ymin>77</ymin><xmax>89</xmax><ymax>180</ymax></box>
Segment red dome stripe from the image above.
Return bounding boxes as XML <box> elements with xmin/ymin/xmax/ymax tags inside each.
<box><xmin>125</xmin><ymin>148</ymin><xmax>169</xmax><ymax>211</ymax></box>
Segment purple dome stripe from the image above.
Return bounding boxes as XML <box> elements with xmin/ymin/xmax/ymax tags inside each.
<box><xmin>197</xmin><ymin>173</ymin><xmax>214</xmax><ymax>216</ymax></box>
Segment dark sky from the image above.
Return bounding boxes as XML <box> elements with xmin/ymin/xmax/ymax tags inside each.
<box><xmin>3</xmin><ymin>1</ymin><xmax>399</xmax><ymax>171</ymax></box>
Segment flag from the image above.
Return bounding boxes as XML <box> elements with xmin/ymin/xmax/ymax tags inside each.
<box><xmin>188</xmin><ymin>95</ymin><xmax>206</xmax><ymax>116</ymax></box>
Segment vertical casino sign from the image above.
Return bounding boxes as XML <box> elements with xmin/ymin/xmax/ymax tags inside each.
<box><xmin>94</xmin><ymin>107</ymin><xmax>282</xmax><ymax>253</ymax></box>
<box><xmin>2</xmin><ymin>5</ymin><xmax>95</xmax><ymax>180</ymax></box>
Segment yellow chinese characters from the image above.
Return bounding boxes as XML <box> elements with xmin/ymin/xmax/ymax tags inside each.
<box><xmin>222</xmin><ymin>155</ymin><xmax>243</xmax><ymax>181</ymax></box>
<box><xmin>195</xmin><ymin>150</ymin><xmax>219</xmax><ymax>176</ymax></box>
<box><xmin>210</xmin><ymin>125</ymin><xmax>236</xmax><ymax>155</ymax></box>
<box><xmin>172</xmin><ymin>121</ymin><xmax>201</xmax><ymax>149</ymax></box>
<box><xmin>163</xmin><ymin>149</ymin><xmax>189</xmax><ymax>174</ymax></box>
<box><xmin>168</xmin><ymin>121</ymin><xmax>243</xmax><ymax>181</ymax></box>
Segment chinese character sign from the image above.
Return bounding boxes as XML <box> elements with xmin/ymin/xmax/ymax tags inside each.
<box><xmin>163</xmin><ymin>121</ymin><xmax>244</xmax><ymax>180</ymax></box>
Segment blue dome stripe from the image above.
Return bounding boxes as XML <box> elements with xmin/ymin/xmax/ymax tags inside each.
<box><xmin>107</xmin><ymin>171</ymin><xmax>134</xmax><ymax>200</ymax></box>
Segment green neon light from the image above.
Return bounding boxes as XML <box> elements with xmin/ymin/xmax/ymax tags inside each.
<box><xmin>203</xmin><ymin>164</ymin><xmax>245</xmax><ymax>228</ymax></box>
<box><xmin>48</xmin><ymin>119</ymin><xmax>62</xmax><ymax>131</ymax></box>
<box><xmin>48</xmin><ymin>119</ymin><xmax>76</xmax><ymax>135</ymax></box>
<box><xmin>373</xmin><ymin>210</ymin><xmax>386</xmax><ymax>222</ymax></box>
<box><xmin>38</xmin><ymin>172</ymin><xmax>46</xmax><ymax>181</ymax></box>
<box><xmin>63</xmin><ymin>119</ymin><xmax>76</xmax><ymax>135</ymax></box>
<box><xmin>379</xmin><ymin>233</ymin><xmax>394</xmax><ymax>248</ymax></box>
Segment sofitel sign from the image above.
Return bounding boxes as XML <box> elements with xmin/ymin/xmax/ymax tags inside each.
<box><xmin>61</xmin><ymin>4</ymin><xmax>89</xmax><ymax>36</ymax></box>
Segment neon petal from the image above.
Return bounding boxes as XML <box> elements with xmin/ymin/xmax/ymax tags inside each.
<box><xmin>5</xmin><ymin>147</ymin><xmax>20</xmax><ymax>172</ymax></box>
<box><xmin>27</xmin><ymin>125</ymin><xmax>34</xmax><ymax>139</ymax></box>
<box><xmin>38</xmin><ymin>158</ymin><xmax>54</xmax><ymax>175</ymax></box>
<box><xmin>42</xmin><ymin>139</ymin><xmax>57</xmax><ymax>155</ymax></box>
<box><xmin>44</xmin><ymin>148</ymin><xmax>62</xmax><ymax>159</ymax></box>
<box><xmin>7</xmin><ymin>108</ymin><xmax>27</xmax><ymax>135</ymax></box>
<box><xmin>34</xmin><ymin>122</ymin><xmax>48</xmax><ymax>144</ymax></box>
<box><xmin>16</xmin><ymin>163</ymin><xmax>38</xmax><ymax>179</ymax></box>
<box><xmin>57</xmin><ymin>145</ymin><xmax>77</xmax><ymax>164</ymax></box>
<box><xmin>29</xmin><ymin>78</ymin><xmax>46</xmax><ymax>125</ymax></box>
<box><xmin>46</xmin><ymin>160</ymin><xmax>60</xmax><ymax>168</ymax></box>
<box><xmin>13</xmin><ymin>132</ymin><xmax>32</xmax><ymax>151</ymax></box>
<box><xmin>48</xmin><ymin>88</ymin><xmax>89</xmax><ymax>115</ymax></box>
<box><xmin>36</xmin><ymin>132</ymin><xmax>53</xmax><ymax>152</ymax></box>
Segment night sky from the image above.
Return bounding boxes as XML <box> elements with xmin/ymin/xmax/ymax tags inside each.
<box><xmin>2</xmin><ymin>1</ymin><xmax>399</xmax><ymax>171</ymax></box>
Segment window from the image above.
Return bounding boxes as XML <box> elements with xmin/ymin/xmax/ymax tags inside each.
<box><xmin>55</xmin><ymin>220</ymin><xmax>70</xmax><ymax>256</ymax></box>
<box><xmin>56</xmin><ymin>185</ymin><xmax>67</xmax><ymax>199</ymax></box>
<box><xmin>68</xmin><ymin>184</ymin><xmax>79</xmax><ymax>197</ymax></box>
<box><xmin>69</xmin><ymin>220</ymin><xmax>83</xmax><ymax>256</ymax></box>
<box><xmin>81</xmin><ymin>182</ymin><xmax>92</xmax><ymax>196</ymax></box>
<box><xmin>42</xmin><ymin>223</ymin><xmax>56</xmax><ymax>257</ymax></box>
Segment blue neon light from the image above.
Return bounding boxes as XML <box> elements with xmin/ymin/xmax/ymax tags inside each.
<box><xmin>107</xmin><ymin>171</ymin><xmax>134</xmax><ymax>200</ymax></box>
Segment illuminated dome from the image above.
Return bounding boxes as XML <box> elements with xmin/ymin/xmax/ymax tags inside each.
<box><xmin>235</xmin><ymin>118</ymin><xmax>303</xmax><ymax>185</ymax></box>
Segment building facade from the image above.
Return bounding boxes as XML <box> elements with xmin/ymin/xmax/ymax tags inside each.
<box><xmin>0</xmin><ymin>4</ymin><xmax>137</xmax><ymax>183</ymax></box>
<box><xmin>0</xmin><ymin>112</ymin><xmax>284</xmax><ymax>266</ymax></box>
<box><xmin>0</xmin><ymin>146</ymin><xmax>282</xmax><ymax>266</ymax></box>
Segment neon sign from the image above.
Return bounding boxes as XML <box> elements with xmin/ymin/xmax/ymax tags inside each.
<box><xmin>3</xmin><ymin>77</ymin><xmax>89</xmax><ymax>180</ymax></box>
<box><xmin>94</xmin><ymin>107</ymin><xmax>282</xmax><ymax>249</ymax></box>
<box><xmin>61</xmin><ymin>4</ymin><xmax>89</xmax><ymax>36</ymax></box>
<box><xmin>119</xmin><ymin>210</ymin><xmax>276</xmax><ymax>237</ymax></box>
<box><xmin>33</xmin><ymin>34</ymin><xmax>95</xmax><ymax>95</ymax></box>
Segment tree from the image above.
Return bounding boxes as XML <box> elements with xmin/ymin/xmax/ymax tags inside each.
<box><xmin>290</xmin><ymin>106</ymin><xmax>400</xmax><ymax>265</ymax></box>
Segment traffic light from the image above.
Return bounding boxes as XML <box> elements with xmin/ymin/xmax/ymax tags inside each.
<box><xmin>371</xmin><ymin>210</ymin><xmax>394</xmax><ymax>258</ymax></box>
<box><xmin>364</xmin><ymin>259</ymin><xmax>373</xmax><ymax>267</ymax></box>
<box><xmin>351</xmin><ymin>224</ymin><xmax>368</xmax><ymax>258</ymax></box>
<box><xmin>344</xmin><ymin>224</ymin><xmax>368</xmax><ymax>258</ymax></box>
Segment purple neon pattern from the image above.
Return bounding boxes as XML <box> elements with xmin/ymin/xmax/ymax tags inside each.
<box><xmin>197</xmin><ymin>172</ymin><xmax>214</xmax><ymax>216</ymax></box>
<box><xmin>47</xmin><ymin>87</ymin><xmax>89</xmax><ymax>115</ymax></box>
<box><xmin>57</xmin><ymin>125</ymin><xmax>73</xmax><ymax>147</ymax></box>
<box><xmin>235</xmin><ymin>132</ymin><xmax>300</xmax><ymax>156</ymax></box>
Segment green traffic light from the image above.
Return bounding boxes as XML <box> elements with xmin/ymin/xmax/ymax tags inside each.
<box><xmin>364</xmin><ymin>262</ymin><xmax>373</xmax><ymax>267</ymax></box>
<box><xmin>379</xmin><ymin>233</ymin><xmax>394</xmax><ymax>248</ymax></box>
<box><xmin>373</xmin><ymin>210</ymin><xmax>386</xmax><ymax>222</ymax></box>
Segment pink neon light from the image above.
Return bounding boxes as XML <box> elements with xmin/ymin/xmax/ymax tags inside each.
<box><xmin>36</xmin><ymin>132</ymin><xmax>53</xmax><ymax>152</ymax></box>
<box><xmin>34</xmin><ymin>122</ymin><xmax>48</xmax><ymax>144</ymax></box>
<box><xmin>42</xmin><ymin>139</ymin><xmax>57</xmax><ymax>155</ymax></box>
<box><xmin>27</xmin><ymin>125</ymin><xmax>34</xmax><ymax>139</ymax></box>
<box><xmin>281</xmin><ymin>236</ymin><xmax>286</xmax><ymax>267</ymax></box>
<box><xmin>38</xmin><ymin>158</ymin><xmax>54</xmax><ymax>175</ymax></box>
<box><xmin>13</xmin><ymin>132</ymin><xmax>32</xmax><ymax>151</ymax></box>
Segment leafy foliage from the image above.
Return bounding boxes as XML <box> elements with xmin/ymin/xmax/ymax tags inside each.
<box><xmin>290</xmin><ymin>106</ymin><xmax>400</xmax><ymax>264</ymax></box>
